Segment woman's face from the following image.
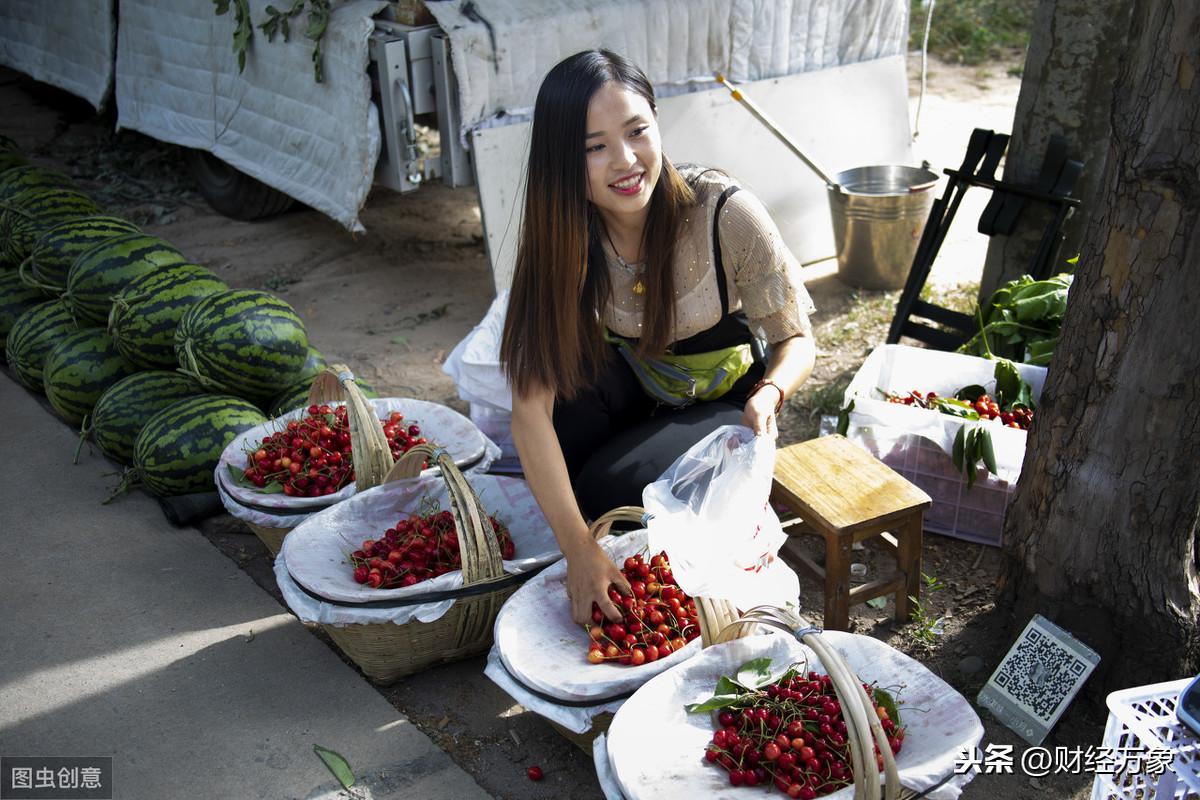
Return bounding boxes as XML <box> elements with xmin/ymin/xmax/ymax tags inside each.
<box><xmin>584</xmin><ymin>81</ymin><xmax>662</xmax><ymax>223</ymax></box>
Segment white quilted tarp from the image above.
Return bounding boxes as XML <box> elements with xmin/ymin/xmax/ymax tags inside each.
<box><xmin>115</xmin><ymin>0</ymin><xmax>386</xmax><ymax>232</ymax></box>
<box><xmin>0</xmin><ymin>0</ymin><xmax>117</xmax><ymax>110</ymax></box>
<box><xmin>425</xmin><ymin>0</ymin><xmax>908</xmax><ymax>136</ymax></box>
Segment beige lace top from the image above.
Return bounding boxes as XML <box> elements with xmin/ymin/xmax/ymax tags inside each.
<box><xmin>602</xmin><ymin>167</ymin><xmax>816</xmax><ymax>346</ymax></box>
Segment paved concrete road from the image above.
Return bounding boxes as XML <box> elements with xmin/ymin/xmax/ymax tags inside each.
<box><xmin>0</xmin><ymin>373</ymin><xmax>491</xmax><ymax>800</ymax></box>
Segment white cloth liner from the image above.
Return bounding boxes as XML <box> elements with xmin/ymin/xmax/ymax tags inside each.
<box><xmin>275</xmin><ymin>473</ymin><xmax>560</xmax><ymax>624</ymax></box>
<box><xmin>484</xmin><ymin>648</ymin><xmax>629</xmax><ymax>736</ymax></box>
<box><xmin>114</xmin><ymin>0</ymin><xmax>385</xmax><ymax>233</ymax></box>
<box><xmin>282</xmin><ymin>473</ymin><xmax>557</xmax><ymax>602</ymax></box>
<box><xmin>644</xmin><ymin>426</ymin><xmax>800</xmax><ymax>610</ymax></box>
<box><xmin>216</xmin><ymin>397</ymin><xmax>493</xmax><ymax>511</ymax></box>
<box><xmin>494</xmin><ymin>528</ymin><xmax>702</xmax><ymax>703</ymax></box>
<box><xmin>442</xmin><ymin>289</ymin><xmax>512</xmax><ymax>413</ymax></box>
<box><xmin>604</xmin><ymin>632</ymin><xmax>984</xmax><ymax>800</ymax></box>
<box><xmin>424</xmin><ymin>0</ymin><xmax>908</xmax><ymax>140</ymax></box>
<box><xmin>843</xmin><ymin>344</ymin><xmax>1047</xmax><ymax>484</ymax></box>
<box><xmin>0</xmin><ymin>1</ymin><xmax>116</xmax><ymax>111</ymax></box>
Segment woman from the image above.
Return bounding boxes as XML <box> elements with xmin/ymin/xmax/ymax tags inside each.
<box><xmin>501</xmin><ymin>50</ymin><xmax>816</xmax><ymax>625</ymax></box>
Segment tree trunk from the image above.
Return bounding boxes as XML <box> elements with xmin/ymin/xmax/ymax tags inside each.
<box><xmin>1001</xmin><ymin>0</ymin><xmax>1200</xmax><ymax>693</ymax></box>
<box><xmin>978</xmin><ymin>0</ymin><xmax>1134</xmax><ymax>301</ymax></box>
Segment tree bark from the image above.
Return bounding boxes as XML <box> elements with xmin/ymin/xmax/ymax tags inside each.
<box><xmin>1001</xmin><ymin>0</ymin><xmax>1200</xmax><ymax>692</ymax></box>
<box><xmin>979</xmin><ymin>0</ymin><xmax>1134</xmax><ymax>301</ymax></box>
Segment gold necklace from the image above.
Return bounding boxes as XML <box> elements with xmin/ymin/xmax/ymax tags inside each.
<box><xmin>602</xmin><ymin>225</ymin><xmax>646</xmax><ymax>295</ymax></box>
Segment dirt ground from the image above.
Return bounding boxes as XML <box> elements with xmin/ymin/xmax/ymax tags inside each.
<box><xmin>1</xmin><ymin>51</ymin><xmax>1103</xmax><ymax>800</ymax></box>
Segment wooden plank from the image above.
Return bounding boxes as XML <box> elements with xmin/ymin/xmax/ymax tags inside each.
<box><xmin>848</xmin><ymin>577</ymin><xmax>903</xmax><ymax>602</ymax></box>
<box><xmin>773</xmin><ymin>435</ymin><xmax>931</xmax><ymax>533</ymax></box>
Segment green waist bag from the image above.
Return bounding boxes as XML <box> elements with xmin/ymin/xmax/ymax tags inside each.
<box><xmin>604</xmin><ymin>330</ymin><xmax>755</xmax><ymax>407</ymax></box>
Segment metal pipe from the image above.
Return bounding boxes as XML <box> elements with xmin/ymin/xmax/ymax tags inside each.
<box><xmin>714</xmin><ymin>72</ymin><xmax>839</xmax><ymax>189</ymax></box>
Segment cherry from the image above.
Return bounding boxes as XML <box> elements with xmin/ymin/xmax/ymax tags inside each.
<box><xmin>525</xmin><ymin>766</ymin><xmax>543</xmax><ymax>782</ymax></box>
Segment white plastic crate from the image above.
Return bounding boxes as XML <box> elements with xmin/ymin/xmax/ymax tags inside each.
<box><xmin>847</xmin><ymin>428</ymin><xmax>1015</xmax><ymax>546</ymax></box>
<box><xmin>1091</xmin><ymin>679</ymin><xmax>1200</xmax><ymax>799</ymax></box>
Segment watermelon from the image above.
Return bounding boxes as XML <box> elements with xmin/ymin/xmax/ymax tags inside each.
<box><xmin>298</xmin><ymin>346</ymin><xmax>327</xmax><ymax>382</ymax></box>
<box><xmin>0</xmin><ymin>165</ymin><xmax>75</xmax><ymax>205</ymax></box>
<box><xmin>109</xmin><ymin>263</ymin><xmax>227</xmax><ymax>369</ymax></box>
<box><xmin>175</xmin><ymin>289</ymin><xmax>310</xmax><ymax>403</ymax></box>
<box><xmin>5</xmin><ymin>299</ymin><xmax>80</xmax><ymax>391</ymax></box>
<box><xmin>0</xmin><ymin>186</ymin><xmax>101</xmax><ymax>266</ymax></box>
<box><xmin>42</xmin><ymin>328</ymin><xmax>139</xmax><ymax>426</ymax></box>
<box><xmin>0</xmin><ymin>271</ymin><xmax>46</xmax><ymax>357</ymax></box>
<box><xmin>21</xmin><ymin>215</ymin><xmax>141</xmax><ymax>293</ymax></box>
<box><xmin>266</xmin><ymin>374</ymin><xmax>378</xmax><ymax>417</ymax></box>
<box><xmin>64</xmin><ymin>232</ymin><xmax>189</xmax><ymax>325</ymax></box>
<box><xmin>133</xmin><ymin>395</ymin><xmax>267</xmax><ymax>496</ymax></box>
<box><xmin>87</xmin><ymin>371</ymin><xmax>205</xmax><ymax>465</ymax></box>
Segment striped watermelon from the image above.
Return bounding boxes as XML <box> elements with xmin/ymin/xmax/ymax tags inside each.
<box><xmin>0</xmin><ymin>186</ymin><xmax>101</xmax><ymax>266</ymax></box>
<box><xmin>109</xmin><ymin>263</ymin><xmax>228</xmax><ymax>369</ymax></box>
<box><xmin>87</xmin><ymin>371</ymin><xmax>204</xmax><ymax>465</ymax></box>
<box><xmin>5</xmin><ymin>299</ymin><xmax>80</xmax><ymax>391</ymax></box>
<box><xmin>42</xmin><ymin>328</ymin><xmax>139</xmax><ymax>426</ymax></box>
<box><xmin>133</xmin><ymin>395</ymin><xmax>267</xmax><ymax>496</ymax></box>
<box><xmin>298</xmin><ymin>346</ymin><xmax>327</xmax><ymax>382</ymax></box>
<box><xmin>65</xmin><ymin>232</ymin><xmax>188</xmax><ymax>325</ymax></box>
<box><xmin>0</xmin><ymin>165</ymin><xmax>75</xmax><ymax>205</ymax></box>
<box><xmin>0</xmin><ymin>271</ymin><xmax>46</xmax><ymax>358</ymax></box>
<box><xmin>267</xmin><ymin>375</ymin><xmax>378</xmax><ymax>417</ymax></box>
<box><xmin>175</xmin><ymin>289</ymin><xmax>310</xmax><ymax>402</ymax></box>
<box><xmin>21</xmin><ymin>215</ymin><xmax>141</xmax><ymax>293</ymax></box>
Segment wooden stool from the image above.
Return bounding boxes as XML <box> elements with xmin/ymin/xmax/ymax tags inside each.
<box><xmin>771</xmin><ymin>434</ymin><xmax>931</xmax><ymax>631</ymax></box>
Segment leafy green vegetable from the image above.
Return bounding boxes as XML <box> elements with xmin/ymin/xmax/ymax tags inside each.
<box><xmin>959</xmin><ymin>271</ymin><xmax>1074</xmax><ymax>364</ymax></box>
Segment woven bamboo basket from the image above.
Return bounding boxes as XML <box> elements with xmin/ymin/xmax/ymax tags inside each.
<box><xmin>318</xmin><ymin>442</ymin><xmax>525</xmax><ymax>684</ymax></box>
<box><xmin>243</xmin><ymin>364</ymin><xmax>393</xmax><ymax>555</ymax></box>
<box><xmin>545</xmin><ymin>506</ymin><xmax>750</xmax><ymax>753</ymax></box>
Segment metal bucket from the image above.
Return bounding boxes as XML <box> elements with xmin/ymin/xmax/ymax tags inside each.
<box><xmin>827</xmin><ymin>165</ymin><xmax>939</xmax><ymax>290</ymax></box>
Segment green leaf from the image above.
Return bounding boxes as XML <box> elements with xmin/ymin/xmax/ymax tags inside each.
<box><xmin>952</xmin><ymin>426</ymin><xmax>966</xmax><ymax>472</ymax></box>
<box><xmin>213</xmin><ymin>0</ymin><xmax>232</xmax><ymax>13</ymax></box>
<box><xmin>313</xmin><ymin>744</ymin><xmax>355</xmax><ymax>790</ymax></box>
<box><xmin>978</xmin><ymin>428</ymin><xmax>998</xmax><ymax>475</ymax></box>
<box><xmin>735</xmin><ymin>658</ymin><xmax>777</xmax><ymax>690</ymax></box>
<box><xmin>836</xmin><ymin>399</ymin><xmax>854</xmax><ymax>437</ymax></box>
<box><xmin>964</xmin><ymin>429</ymin><xmax>979</xmax><ymax>489</ymax></box>
<box><xmin>993</xmin><ymin>359</ymin><xmax>1022</xmax><ymax>406</ymax></box>
<box><xmin>954</xmin><ymin>384</ymin><xmax>988</xmax><ymax>402</ymax></box>
<box><xmin>874</xmin><ymin>687</ymin><xmax>901</xmax><ymax>727</ymax></box>
<box><xmin>685</xmin><ymin>694</ymin><xmax>741</xmax><ymax>714</ymax></box>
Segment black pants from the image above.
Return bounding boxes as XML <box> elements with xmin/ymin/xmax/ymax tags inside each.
<box><xmin>553</xmin><ymin>348</ymin><xmax>761</xmax><ymax>520</ymax></box>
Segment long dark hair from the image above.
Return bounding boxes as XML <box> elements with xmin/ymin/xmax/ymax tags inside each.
<box><xmin>500</xmin><ymin>49</ymin><xmax>695</xmax><ymax>401</ymax></box>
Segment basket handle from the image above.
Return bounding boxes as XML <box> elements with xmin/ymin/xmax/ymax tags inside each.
<box><xmin>383</xmin><ymin>443</ymin><xmax>506</xmax><ymax>588</ymax></box>
<box><xmin>586</xmin><ymin>505</ymin><xmax>746</xmax><ymax>650</ymax></box>
<box><xmin>716</xmin><ymin>607</ymin><xmax>901</xmax><ymax>800</ymax></box>
<box><xmin>308</xmin><ymin>364</ymin><xmax>393</xmax><ymax>493</ymax></box>
<box><xmin>587</xmin><ymin>506</ymin><xmax>648</xmax><ymax>541</ymax></box>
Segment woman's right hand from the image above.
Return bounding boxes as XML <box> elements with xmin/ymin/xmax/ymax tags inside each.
<box><xmin>564</xmin><ymin>539</ymin><xmax>632</xmax><ymax>625</ymax></box>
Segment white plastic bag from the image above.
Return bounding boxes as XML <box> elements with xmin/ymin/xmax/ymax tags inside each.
<box><xmin>644</xmin><ymin>425</ymin><xmax>799</xmax><ymax>610</ymax></box>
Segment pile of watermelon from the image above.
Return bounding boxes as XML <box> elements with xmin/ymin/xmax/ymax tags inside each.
<box><xmin>0</xmin><ymin>138</ymin><xmax>375</xmax><ymax>500</ymax></box>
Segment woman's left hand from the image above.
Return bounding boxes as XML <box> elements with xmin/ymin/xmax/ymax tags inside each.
<box><xmin>742</xmin><ymin>387</ymin><xmax>780</xmax><ymax>437</ymax></box>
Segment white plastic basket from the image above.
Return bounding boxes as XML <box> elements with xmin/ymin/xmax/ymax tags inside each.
<box><xmin>1091</xmin><ymin>679</ymin><xmax>1200</xmax><ymax>799</ymax></box>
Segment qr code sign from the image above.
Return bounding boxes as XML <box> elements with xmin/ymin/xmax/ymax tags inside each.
<box><xmin>994</xmin><ymin>625</ymin><xmax>1090</xmax><ymax>721</ymax></box>
<box><xmin>978</xmin><ymin>614</ymin><xmax>1100</xmax><ymax>745</ymax></box>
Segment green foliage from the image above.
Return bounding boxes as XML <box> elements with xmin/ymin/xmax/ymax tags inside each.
<box><xmin>906</xmin><ymin>573</ymin><xmax>946</xmax><ymax>646</ymax></box>
<box><xmin>959</xmin><ymin>272</ymin><xmax>1074</xmax><ymax>365</ymax></box>
<box><xmin>215</xmin><ymin>0</ymin><xmax>331</xmax><ymax>82</ymax></box>
<box><xmin>909</xmin><ymin>0</ymin><xmax>1036</xmax><ymax>65</ymax></box>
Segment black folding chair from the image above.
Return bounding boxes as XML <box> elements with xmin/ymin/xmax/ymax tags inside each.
<box><xmin>886</xmin><ymin>128</ymin><xmax>1083</xmax><ymax>350</ymax></box>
